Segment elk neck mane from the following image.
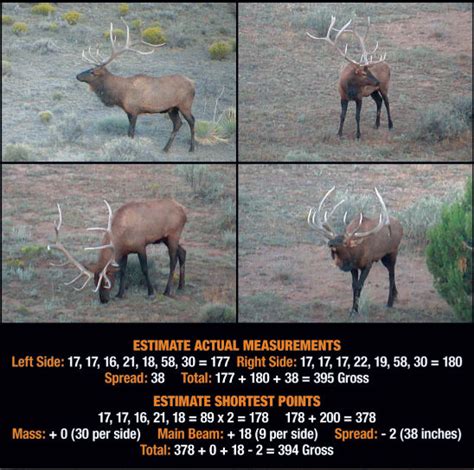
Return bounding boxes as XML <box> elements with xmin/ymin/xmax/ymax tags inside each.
<box><xmin>90</xmin><ymin>70</ymin><xmax>125</xmax><ymax>108</ymax></box>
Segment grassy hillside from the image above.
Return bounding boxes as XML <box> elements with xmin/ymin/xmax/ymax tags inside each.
<box><xmin>239</xmin><ymin>3</ymin><xmax>472</xmax><ymax>161</ymax></box>
<box><xmin>239</xmin><ymin>163</ymin><xmax>472</xmax><ymax>322</ymax></box>
<box><xmin>2</xmin><ymin>164</ymin><xmax>236</xmax><ymax>322</ymax></box>
<box><xmin>2</xmin><ymin>3</ymin><xmax>236</xmax><ymax>161</ymax></box>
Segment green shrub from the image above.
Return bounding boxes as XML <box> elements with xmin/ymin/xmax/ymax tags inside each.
<box><xmin>199</xmin><ymin>303</ymin><xmax>235</xmax><ymax>322</ymax></box>
<box><xmin>62</xmin><ymin>11</ymin><xmax>81</xmax><ymax>25</ymax></box>
<box><xmin>142</xmin><ymin>26</ymin><xmax>166</xmax><ymax>45</ymax></box>
<box><xmin>222</xmin><ymin>230</ymin><xmax>235</xmax><ymax>248</ymax></box>
<box><xmin>118</xmin><ymin>3</ymin><xmax>129</xmax><ymax>16</ymax></box>
<box><xmin>228</xmin><ymin>38</ymin><xmax>236</xmax><ymax>52</ymax></box>
<box><xmin>131</xmin><ymin>19</ymin><xmax>142</xmax><ymax>31</ymax></box>
<box><xmin>104</xmin><ymin>28</ymin><xmax>126</xmax><ymax>40</ymax></box>
<box><xmin>217</xmin><ymin>107</ymin><xmax>236</xmax><ymax>138</ymax></box>
<box><xmin>32</xmin><ymin>3</ymin><xmax>56</xmax><ymax>15</ymax></box>
<box><xmin>2</xmin><ymin>15</ymin><xmax>14</xmax><ymax>25</ymax></box>
<box><xmin>39</xmin><ymin>110</ymin><xmax>53</xmax><ymax>124</ymax></box>
<box><xmin>5</xmin><ymin>258</ymin><xmax>25</xmax><ymax>269</ymax></box>
<box><xmin>3</xmin><ymin>144</ymin><xmax>32</xmax><ymax>162</ymax></box>
<box><xmin>52</xmin><ymin>91</ymin><xmax>63</xmax><ymax>101</ymax></box>
<box><xmin>175</xmin><ymin>165</ymin><xmax>224</xmax><ymax>202</ymax></box>
<box><xmin>96</xmin><ymin>116</ymin><xmax>129</xmax><ymax>135</ymax></box>
<box><xmin>100</xmin><ymin>137</ymin><xmax>155</xmax><ymax>162</ymax></box>
<box><xmin>2</xmin><ymin>60</ymin><xmax>12</xmax><ymax>76</ymax></box>
<box><xmin>20</xmin><ymin>244</ymin><xmax>47</xmax><ymax>259</ymax></box>
<box><xmin>217</xmin><ymin>197</ymin><xmax>236</xmax><ymax>231</ymax></box>
<box><xmin>426</xmin><ymin>178</ymin><xmax>472</xmax><ymax>320</ymax></box>
<box><xmin>209</xmin><ymin>40</ymin><xmax>232</xmax><ymax>60</ymax></box>
<box><xmin>398</xmin><ymin>194</ymin><xmax>459</xmax><ymax>249</ymax></box>
<box><xmin>48</xmin><ymin>21</ymin><xmax>59</xmax><ymax>32</ymax></box>
<box><xmin>12</xmin><ymin>22</ymin><xmax>28</xmax><ymax>35</ymax></box>
<box><xmin>411</xmin><ymin>96</ymin><xmax>472</xmax><ymax>142</ymax></box>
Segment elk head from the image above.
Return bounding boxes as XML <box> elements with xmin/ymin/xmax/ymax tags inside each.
<box><xmin>76</xmin><ymin>19</ymin><xmax>165</xmax><ymax>85</ymax></box>
<box><xmin>47</xmin><ymin>200</ymin><xmax>119</xmax><ymax>304</ymax></box>
<box><xmin>308</xmin><ymin>186</ymin><xmax>390</xmax><ymax>271</ymax></box>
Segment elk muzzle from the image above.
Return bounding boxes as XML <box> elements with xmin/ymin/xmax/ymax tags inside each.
<box><xmin>76</xmin><ymin>68</ymin><xmax>94</xmax><ymax>82</ymax></box>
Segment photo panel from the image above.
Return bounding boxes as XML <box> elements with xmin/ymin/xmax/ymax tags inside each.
<box><xmin>2</xmin><ymin>2</ymin><xmax>236</xmax><ymax>162</ymax></box>
<box><xmin>2</xmin><ymin>163</ymin><xmax>236</xmax><ymax>322</ymax></box>
<box><xmin>238</xmin><ymin>163</ymin><xmax>472</xmax><ymax>322</ymax></box>
<box><xmin>238</xmin><ymin>3</ymin><xmax>472</xmax><ymax>162</ymax></box>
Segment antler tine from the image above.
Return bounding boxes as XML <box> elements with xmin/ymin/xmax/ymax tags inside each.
<box><xmin>307</xmin><ymin>16</ymin><xmax>362</xmax><ymax>66</ymax></box>
<box><xmin>307</xmin><ymin>186</ymin><xmax>340</xmax><ymax>239</ymax></box>
<box><xmin>374</xmin><ymin>187</ymin><xmax>390</xmax><ymax>224</ymax></box>
<box><xmin>346</xmin><ymin>213</ymin><xmax>364</xmax><ymax>237</ymax></box>
<box><xmin>84</xmin><ymin>200</ymin><xmax>119</xmax><ymax>272</ymax></box>
<box><xmin>87</xmin><ymin>200</ymin><xmax>113</xmax><ymax>233</ymax></box>
<box><xmin>352</xmin><ymin>188</ymin><xmax>390</xmax><ymax>238</ymax></box>
<box><xmin>48</xmin><ymin>203</ymin><xmax>95</xmax><ymax>290</ymax></box>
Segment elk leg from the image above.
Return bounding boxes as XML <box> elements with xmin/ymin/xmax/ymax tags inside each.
<box><xmin>381</xmin><ymin>254</ymin><xmax>398</xmax><ymax>307</ymax></box>
<box><xmin>163</xmin><ymin>108</ymin><xmax>182</xmax><ymax>153</ymax></box>
<box><xmin>355</xmin><ymin>98</ymin><xmax>362</xmax><ymax>139</ymax></box>
<box><xmin>164</xmin><ymin>238</ymin><xmax>179</xmax><ymax>296</ymax></box>
<box><xmin>370</xmin><ymin>91</ymin><xmax>383</xmax><ymax>129</ymax></box>
<box><xmin>351</xmin><ymin>269</ymin><xmax>359</xmax><ymax>309</ymax></box>
<box><xmin>177</xmin><ymin>244</ymin><xmax>186</xmax><ymax>290</ymax></box>
<box><xmin>181</xmin><ymin>112</ymin><xmax>195</xmax><ymax>152</ymax></box>
<box><xmin>337</xmin><ymin>99</ymin><xmax>348</xmax><ymax>137</ymax></box>
<box><xmin>115</xmin><ymin>254</ymin><xmax>128</xmax><ymax>299</ymax></box>
<box><xmin>380</xmin><ymin>91</ymin><xmax>393</xmax><ymax>130</ymax></box>
<box><xmin>137</xmin><ymin>251</ymin><xmax>155</xmax><ymax>298</ymax></box>
<box><xmin>126</xmin><ymin>113</ymin><xmax>137</xmax><ymax>138</ymax></box>
<box><xmin>350</xmin><ymin>263</ymin><xmax>372</xmax><ymax>316</ymax></box>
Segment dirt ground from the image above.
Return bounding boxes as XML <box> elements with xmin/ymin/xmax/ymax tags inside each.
<box><xmin>238</xmin><ymin>3</ymin><xmax>472</xmax><ymax>161</ymax></box>
<box><xmin>239</xmin><ymin>245</ymin><xmax>455</xmax><ymax>322</ymax></box>
<box><xmin>2</xmin><ymin>3</ymin><xmax>236</xmax><ymax>161</ymax></box>
<box><xmin>238</xmin><ymin>163</ymin><xmax>472</xmax><ymax>322</ymax></box>
<box><xmin>2</xmin><ymin>164</ymin><xmax>236</xmax><ymax>322</ymax></box>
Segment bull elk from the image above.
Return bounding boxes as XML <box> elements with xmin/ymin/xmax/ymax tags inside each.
<box><xmin>48</xmin><ymin>199</ymin><xmax>187</xmax><ymax>304</ymax></box>
<box><xmin>77</xmin><ymin>20</ymin><xmax>196</xmax><ymax>152</ymax></box>
<box><xmin>307</xmin><ymin>16</ymin><xmax>393</xmax><ymax>139</ymax></box>
<box><xmin>308</xmin><ymin>187</ymin><xmax>403</xmax><ymax>316</ymax></box>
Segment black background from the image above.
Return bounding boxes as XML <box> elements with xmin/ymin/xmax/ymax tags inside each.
<box><xmin>0</xmin><ymin>323</ymin><xmax>472</xmax><ymax>467</ymax></box>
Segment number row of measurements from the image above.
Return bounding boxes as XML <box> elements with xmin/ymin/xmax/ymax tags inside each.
<box><xmin>97</xmin><ymin>410</ymin><xmax>376</xmax><ymax>426</ymax></box>
<box><xmin>67</xmin><ymin>354</ymin><xmax>462</xmax><ymax>371</ymax></box>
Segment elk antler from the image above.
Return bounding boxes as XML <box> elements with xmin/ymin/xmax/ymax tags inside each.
<box><xmin>47</xmin><ymin>204</ymin><xmax>94</xmax><ymax>291</ymax></box>
<box><xmin>308</xmin><ymin>186</ymin><xmax>345</xmax><ymax>239</ymax></box>
<box><xmin>84</xmin><ymin>200</ymin><xmax>118</xmax><ymax>291</ymax></box>
<box><xmin>307</xmin><ymin>16</ymin><xmax>386</xmax><ymax>66</ymax></box>
<box><xmin>81</xmin><ymin>19</ymin><xmax>166</xmax><ymax>67</ymax></box>
<box><xmin>348</xmin><ymin>187</ymin><xmax>391</xmax><ymax>238</ymax></box>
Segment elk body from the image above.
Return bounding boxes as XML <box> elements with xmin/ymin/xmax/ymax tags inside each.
<box><xmin>308</xmin><ymin>187</ymin><xmax>403</xmax><ymax>316</ymax></box>
<box><xmin>77</xmin><ymin>21</ymin><xmax>196</xmax><ymax>152</ymax></box>
<box><xmin>48</xmin><ymin>199</ymin><xmax>187</xmax><ymax>304</ymax></box>
<box><xmin>307</xmin><ymin>16</ymin><xmax>393</xmax><ymax>139</ymax></box>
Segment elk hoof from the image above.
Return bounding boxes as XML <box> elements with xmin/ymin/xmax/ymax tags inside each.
<box><xmin>388</xmin><ymin>123</ymin><xmax>394</xmax><ymax>130</ymax></box>
<box><xmin>349</xmin><ymin>308</ymin><xmax>359</xmax><ymax>317</ymax></box>
<box><xmin>148</xmin><ymin>293</ymin><xmax>156</xmax><ymax>300</ymax></box>
<box><xmin>162</xmin><ymin>146</ymin><xmax>171</xmax><ymax>153</ymax></box>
